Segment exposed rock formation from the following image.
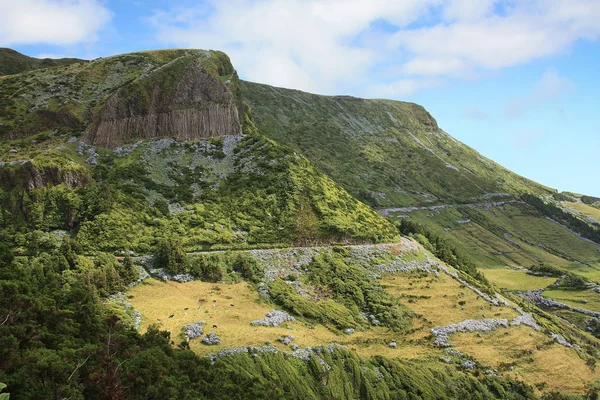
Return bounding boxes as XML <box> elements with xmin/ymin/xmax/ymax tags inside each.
<box><xmin>0</xmin><ymin>160</ymin><xmax>90</xmax><ymax>190</ymax></box>
<box><xmin>85</xmin><ymin>58</ymin><xmax>243</xmax><ymax>148</ymax></box>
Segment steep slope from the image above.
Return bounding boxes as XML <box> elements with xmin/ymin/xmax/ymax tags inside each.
<box><xmin>242</xmin><ymin>82</ymin><xmax>600</xmax><ymax>268</ymax></box>
<box><xmin>242</xmin><ymin>81</ymin><xmax>552</xmax><ymax>208</ymax></box>
<box><xmin>0</xmin><ymin>48</ymin><xmax>84</xmax><ymax>76</ymax></box>
<box><xmin>0</xmin><ymin>49</ymin><xmax>243</xmax><ymax>146</ymax></box>
<box><xmin>2</xmin><ymin>48</ymin><xmax>600</xmax><ymax>399</ymax></box>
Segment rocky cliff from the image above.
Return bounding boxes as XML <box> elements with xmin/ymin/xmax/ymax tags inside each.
<box><xmin>85</xmin><ymin>56</ymin><xmax>243</xmax><ymax>148</ymax></box>
<box><xmin>0</xmin><ymin>160</ymin><xmax>91</xmax><ymax>190</ymax></box>
<box><xmin>0</xmin><ymin>49</ymin><xmax>243</xmax><ymax>148</ymax></box>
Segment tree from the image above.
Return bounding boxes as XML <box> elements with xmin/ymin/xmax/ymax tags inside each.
<box><xmin>153</xmin><ymin>239</ymin><xmax>189</xmax><ymax>274</ymax></box>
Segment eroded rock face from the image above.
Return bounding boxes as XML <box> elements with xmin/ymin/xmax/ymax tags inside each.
<box><xmin>0</xmin><ymin>161</ymin><xmax>90</xmax><ymax>190</ymax></box>
<box><xmin>85</xmin><ymin>59</ymin><xmax>242</xmax><ymax>148</ymax></box>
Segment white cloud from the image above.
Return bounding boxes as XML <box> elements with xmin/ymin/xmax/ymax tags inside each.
<box><xmin>0</xmin><ymin>0</ymin><xmax>112</xmax><ymax>46</ymax></box>
<box><xmin>504</xmin><ymin>69</ymin><xmax>574</xmax><ymax>118</ymax></box>
<box><xmin>462</xmin><ymin>107</ymin><xmax>490</xmax><ymax>120</ymax></box>
<box><xmin>366</xmin><ymin>78</ymin><xmax>442</xmax><ymax>98</ymax></box>
<box><xmin>510</xmin><ymin>129</ymin><xmax>546</xmax><ymax>149</ymax></box>
<box><xmin>148</xmin><ymin>0</ymin><xmax>600</xmax><ymax>97</ymax></box>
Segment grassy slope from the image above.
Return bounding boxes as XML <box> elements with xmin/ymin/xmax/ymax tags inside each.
<box><xmin>0</xmin><ymin>134</ymin><xmax>398</xmax><ymax>253</ymax></box>
<box><xmin>127</xmin><ymin>245</ymin><xmax>600</xmax><ymax>396</ymax></box>
<box><xmin>242</xmin><ymin>81</ymin><xmax>552</xmax><ymax>208</ymax></box>
<box><xmin>392</xmin><ymin>203</ymin><xmax>600</xmax><ymax>271</ymax></box>
<box><xmin>0</xmin><ymin>48</ymin><xmax>84</xmax><ymax>76</ymax></box>
<box><xmin>2</xmin><ymin>48</ymin><xmax>600</xmax><ymax>398</ymax></box>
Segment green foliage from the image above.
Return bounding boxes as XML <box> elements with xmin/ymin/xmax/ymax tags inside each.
<box><xmin>305</xmin><ymin>251</ymin><xmax>412</xmax><ymax>330</ymax></box>
<box><xmin>153</xmin><ymin>239</ymin><xmax>189</xmax><ymax>274</ymax></box>
<box><xmin>242</xmin><ymin>81</ymin><xmax>552</xmax><ymax>208</ymax></box>
<box><xmin>521</xmin><ymin>194</ymin><xmax>600</xmax><ymax>242</ymax></box>
<box><xmin>0</xmin><ymin>382</ymin><xmax>9</xmax><ymax>400</ymax></box>
<box><xmin>552</xmin><ymin>192</ymin><xmax>576</xmax><ymax>202</ymax></box>
<box><xmin>269</xmin><ymin>279</ymin><xmax>363</xmax><ymax>329</ymax></box>
<box><xmin>398</xmin><ymin>219</ymin><xmax>491</xmax><ymax>288</ymax></box>
<box><xmin>230</xmin><ymin>253</ymin><xmax>263</xmax><ymax>283</ymax></box>
<box><xmin>188</xmin><ymin>254</ymin><xmax>225</xmax><ymax>282</ymax></box>
<box><xmin>0</xmin><ymin>48</ymin><xmax>84</xmax><ymax>76</ymax></box>
<box><xmin>528</xmin><ymin>262</ymin><xmax>588</xmax><ymax>289</ymax></box>
<box><xmin>582</xmin><ymin>195</ymin><xmax>600</xmax><ymax>206</ymax></box>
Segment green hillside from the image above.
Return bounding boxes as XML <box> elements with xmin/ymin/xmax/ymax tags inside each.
<box><xmin>1</xmin><ymin>48</ymin><xmax>600</xmax><ymax>399</ymax></box>
<box><xmin>0</xmin><ymin>47</ymin><xmax>84</xmax><ymax>76</ymax></box>
<box><xmin>242</xmin><ymin>81</ymin><xmax>553</xmax><ymax>208</ymax></box>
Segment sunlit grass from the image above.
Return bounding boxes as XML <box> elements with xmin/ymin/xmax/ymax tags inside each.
<box><xmin>450</xmin><ymin>326</ymin><xmax>600</xmax><ymax>395</ymax></box>
<box><xmin>544</xmin><ymin>289</ymin><xmax>600</xmax><ymax>312</ymax></box>
<box><xmin>481</xmin><ymin>268</ymin><xmax>556</xmax><ymax>291</ymax></box>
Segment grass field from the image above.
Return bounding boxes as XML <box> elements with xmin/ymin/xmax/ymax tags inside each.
<box><xmin>380</xmin><ymin>272</ymin><xmax>519</xmax><ymax>328</ymax></box>
<box><xmin>128</xmin><ymin>278</ymin><xmax>433</xmax><ymax>359</ymax></box>
<box><xmin>543</xmin><ymin>289</ymin><xmax>600</xmax><ymax>312</ymax></box>
<box><xmin>127</xmin><ymin>264</ymin><xmax>598</xmax><ymax>395</ymax></box>
<box><xmin>451</xmin><ymin>326</ymin><xmax>599</xmax><ymax>395</ymax></box>
<box><xmin>566</xmin><ymin>202</ymin><xmax>600</xmax><ymax>224</ymax></box>
<box><xmin>481</xmin><ymin>269</ymin><xmax>557</xmax><ymax>291</ymax></box>
<box><xmin>401</xmin><ymin>203</ymin><xmax>600</xmax><ymax>271</ymax></box>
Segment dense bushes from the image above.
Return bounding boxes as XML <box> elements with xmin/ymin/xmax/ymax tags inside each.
<box><xmin>398</xmin><ymin>219</ymin><xmax>490</xmax><ymax>286</ymax></box>
<box><xmin>306</xmin><ymin>251</ymin><xmax>412</xmax><ymax>330</ymax></box>
<box><xmin>582</xmin><ymin>195</ymin><xmax>600</xmax><ymax>206</ymax></box>
<box><xmin>0</xmin><ymin>240</ymin><xmax>539</xmax><ymax>399</ymax></box>
<box><xmin>152</xmin><ymin>240</ymin><xmax>263</xmax><ymax>283</ymax></box>
<box><xmin>268</xmin><ymin>250</ymin><xmax>412</xmax><ymax>331</ymax></box>
<box><xmin>521</xmin><ymin>194</ymin><xmax>600</xmax><ymax>242</ymax></box>
<box><xmin>528</xmin><ymin>262</ymin><xmax>588</xmax><ymax>289</ymax></box>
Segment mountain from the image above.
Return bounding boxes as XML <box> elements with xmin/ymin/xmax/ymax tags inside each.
<box><xmin>1</xmin><ymin>48</ymin><xmax>600</xmax><ymax>399</ymax></box>
<box><xmin>243</xmin><ymin>80</ymin><xmax>600</xmax><ymax>277</ymax></box>
<box><xmin>242</xmin><ymin>81</ymin><xmax>552</xmax><ymax>208</ymax></box>
<box><xmin>0</xmin><ymin>47</ymin><xmax>84</xmax><ymax>76</ymax></box>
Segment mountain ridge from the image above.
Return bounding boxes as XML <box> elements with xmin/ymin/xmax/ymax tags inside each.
<box><xmin>1</xmin><ymin>47</ymin><xmax>600</xmax><ymax>399</ymax></box>
<box><xmin>0</xmin><ymin>47</ymin><xmax>85</xmax><ymax>76</ymax></box>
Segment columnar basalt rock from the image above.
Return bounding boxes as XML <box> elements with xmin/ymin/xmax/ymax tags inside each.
<box><xmin>85</xmin><ymin>58</ymin><xmax>243</xmax><ymax>148</ymax></box>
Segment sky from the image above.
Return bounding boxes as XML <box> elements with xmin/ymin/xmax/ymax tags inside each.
<box><xmin>1</xmin><ymin>0</ymin><xmax>599</xmax><ymax>196</ymax></box>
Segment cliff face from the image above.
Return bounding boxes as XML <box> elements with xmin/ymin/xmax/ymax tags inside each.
<box><xmin>0</xmin><ymin>49</ymin><xmax>243</xmax><ymax>147</ymax></box>
<box><xmin>0</xmin><ymin>161</ymin><xmax>91</xmax><ymax>190</ymax></box>
<box><xmin>85</xmin><ymin>58</ymin><xmax>243</xmax><ymax>148</ymax></box>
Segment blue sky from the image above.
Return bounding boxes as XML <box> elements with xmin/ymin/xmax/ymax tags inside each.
<box><xmin>1</xmin><ymin>0</ymin><xmax>599</xmax><ymax>196</ymax></box>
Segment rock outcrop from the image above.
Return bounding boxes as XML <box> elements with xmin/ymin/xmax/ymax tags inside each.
<box><xmin>85</xmin><ymin>57</ymin><xmax>243</xmax><ymax>148</ymax></box>
<box><xmin>0</xmin><ymin>160</ymin><xmax>90</xmax><ymax>190</ymax></box>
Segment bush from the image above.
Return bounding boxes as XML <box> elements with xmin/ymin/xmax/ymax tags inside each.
<box><xmin>153</xmin><ymin>239</ymin><xmax>189</xmax><ymax>274</ymax></box>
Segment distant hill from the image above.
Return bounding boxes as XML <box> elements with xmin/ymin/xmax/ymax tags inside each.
<box><xmin>0</xmin><ymin>47</ymin><xmax>84</xmax><ymax>76</ymax></box>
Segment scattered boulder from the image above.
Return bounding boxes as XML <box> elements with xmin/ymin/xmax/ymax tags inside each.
<box><xmin>463</xmin><ymin>360</ymin><xmax>476</xmax><ymax>370</ymax></box>
<box><xmin>201</xmin><ymin>332</ymin><xmax>221</xmax><ymax>346</ymax></box>
<box><xmin>250</xmin><ymin>310</ymin><xmax>296</xmax><ymax>327</ymax></box>
<box><xmin>277</xmin><ymin>335</ymin><xmax>295</xmax><ymax>345</ymax></box>
<box><xmin>184</xmin><ymin>321</ymin><xmax>205</xmax><ymax>339</ymax></box>
<box><xmin>388</xmin><ymin>342</ymin><xmax>397</xmax><ymax>349</ymax></box>
<box><xmin>431</xmin><ymin>319</ymin><xmax>508</xmax><ymax>347</ymax></box>
<box><xmin>343</xmin><ymin>328</ymin><xmax>355</xmax><ymax>335</ymax></box>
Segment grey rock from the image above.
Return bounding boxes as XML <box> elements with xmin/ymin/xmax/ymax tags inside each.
<box><xmin>250</xmin><ymin>310</ymin><xmax>296</xmax><ymax>327</ymax></box>
<box><xmin>431</xmin><ymin>319</ymin><xmax>508</xmax><ymax>347</ymax></box>
<box><xmin>201</xmin><ymin>332</ymin><xmax>221</xmax><ymax>346</ymax></box>
<box><xmin>184</xmin><ymin>322</ymin><xmax>205</xmax><ymax>339</ymax></box>
<box><xmin>463</xmin><ymin>360</ymin><xmax>476</xmax><ymax>370</ymax></box>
